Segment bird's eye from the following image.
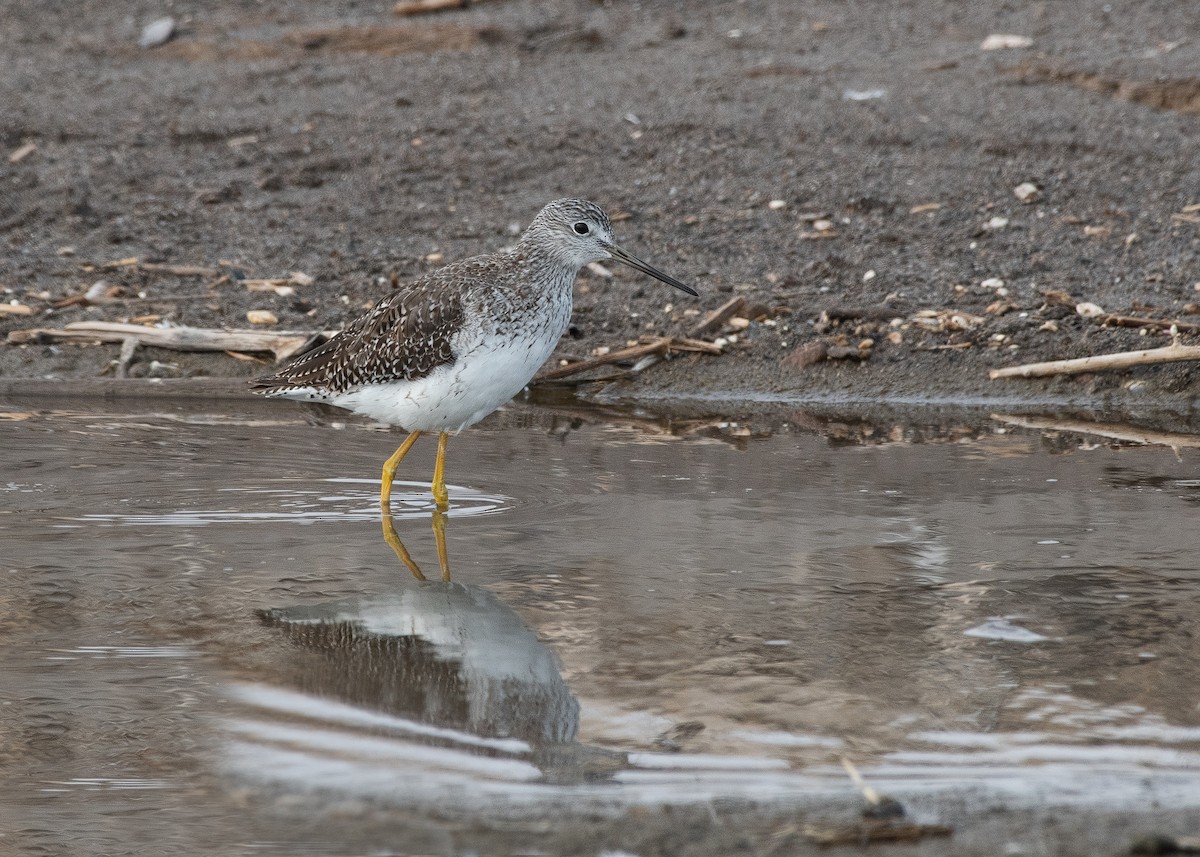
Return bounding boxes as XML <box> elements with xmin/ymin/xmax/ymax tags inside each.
<box><xmin>573</xmin><ymin>222</ymin><xmax>590</xmax><ymax>235</ymax></box>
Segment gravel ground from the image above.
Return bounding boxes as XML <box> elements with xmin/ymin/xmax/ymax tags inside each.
<box><xmin>2</xmin><ymin>0</ymin><xmax>1199</xmax><ymax>412</ymax></box>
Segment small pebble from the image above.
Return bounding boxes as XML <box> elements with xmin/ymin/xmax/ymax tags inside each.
<box><xmin>981</xmin><ymin>277</ymin><xmax>1005</xmax><ymax>290</ymax></box>
<box><xmin>1013</xmin><ymin>182</ymin><xmax>1041</xmax><ymax>203</ymax></box>
<box><xmin>139</xmin><ymin>17</ymin><xmax>176</xmax><ymax>49</ymax></box>
<box><xmin>247</xmin><ymin>309</ymin><xmax>278</xmax><ymax>326</ymax></box>
<box><xmin>767</xmin><ymin>199</ymin><xmax>787</xmax><ymax>210</ymax></box>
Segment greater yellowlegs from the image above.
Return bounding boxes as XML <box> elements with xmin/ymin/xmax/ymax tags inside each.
<box><xmin>252</xmin><ymin>198</ymin><xmax>697</xmax><ymax>511</ymax></box>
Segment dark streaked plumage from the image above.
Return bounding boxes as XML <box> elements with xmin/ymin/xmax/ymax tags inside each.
<box><xmin>251</xmin><ymin>198</ymin><xmax>697</xmax><ymax>511</ymax></box>
<box><xmin>252</xmin><ymin>268</ymin><xmax>466</xmax><ymax>397</ymax></box>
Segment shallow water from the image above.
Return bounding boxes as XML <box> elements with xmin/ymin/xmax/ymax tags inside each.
<box><xmin>3</xmin><ymin>395</ymin><xmax>1200</xmax><ymax>854</ymax></box>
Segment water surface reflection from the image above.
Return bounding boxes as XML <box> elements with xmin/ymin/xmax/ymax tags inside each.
<box><xmin>3</xmin><ymin>397</ymin><xmax>1200</xmax><ymax>852</ymax></box>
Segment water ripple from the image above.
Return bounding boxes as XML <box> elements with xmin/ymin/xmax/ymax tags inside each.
<box><xmin>67</xmin><ymin>478</ymin><xmax>512</xmax><ymax>527</ymax></box>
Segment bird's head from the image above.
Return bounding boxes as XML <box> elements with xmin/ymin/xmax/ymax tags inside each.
<box><xmin>523</xmin><ymin>198</ymin><xmax>698</xmax><ymax>296</ymax></box>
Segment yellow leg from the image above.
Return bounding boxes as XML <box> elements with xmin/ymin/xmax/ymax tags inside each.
<box><xmin>380</xmin><ymin>431</ymin><xmax>423</xmax><ymax>509</ymax></box>
<box><xmin>432</xmin><ymin>509</ymin><xmax>450</xmax><ymax>581</ymax></box>
<box><xmin>431</xmin><ymin>431</ymin><xmax>450</xmax><ymax>512</ymax></box>
<box><xmin>381</xmin><ymin>508</ymin><xmax>427</xmax><ymax>581</ymax></box>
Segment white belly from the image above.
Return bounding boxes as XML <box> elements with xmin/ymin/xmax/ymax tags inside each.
<box><xmin>329</xmin><ymin>333</ymin><xmax>557</xmax><ymax>431</ymax></box>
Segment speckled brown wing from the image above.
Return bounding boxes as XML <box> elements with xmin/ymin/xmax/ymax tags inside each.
<box><xmin>252</xmin><ymin>276</ymin><xmax>465</xmax><ymax>396</ymax></box>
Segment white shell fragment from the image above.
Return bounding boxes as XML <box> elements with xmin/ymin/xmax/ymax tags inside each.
<box><xmin>980</xmin><ymin>34</ymin><xmax>1033</xmax><ymax>51</ymax></box>
<box><xmin>139</xmin><ymin>17</ymin><xmax>176</xmax><ymax>49</ymax></box>
<box><xmin>1013</xmin><ymin>182</ymin><xmax>1041</xmax><ymax>203</ymax></box>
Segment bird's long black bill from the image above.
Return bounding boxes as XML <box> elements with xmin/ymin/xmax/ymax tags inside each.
<box><xmin>607</xmin><ymin>243</ymin><xmax>699</xmax><ymax>296</ymax></box>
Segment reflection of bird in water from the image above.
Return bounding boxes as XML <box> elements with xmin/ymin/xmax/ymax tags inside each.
<box><xmin>382</xmin><ymin>506</ymin><xmax>451</xmax><ymax>581</ymax></box>
<box><xmin>251</xmin><ymin>507</ymin><xmax>627</xmax><ymax>779</ymax></box>
<box><xmin>252</xmin><ymin>198</ymin><xmax>696</xmax><ymax>513</ymax></box>
<box><xmin>359</xmin><ymin>500</ymin><xmax>550</xmax><ymax>740</ymax></box>
<box><xmin>259</xmin><ymin>583</ymin><xmax>580</xmax><ymax>746</ymax></box>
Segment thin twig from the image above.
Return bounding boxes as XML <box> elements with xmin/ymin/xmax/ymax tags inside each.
<box><xmin>1099</xmin><ymin>314</ymin><xmax>1200</xmax><ymax>333</ymax></box>
<box><xmin>687</xmin><ymin>296</ymin><xmax>744</xmax><ymax>338</ymax></box>
<box><xmin>538</xmin><ymin>338</ymin><xmax>672</xmax><ymax>381</ymax></box>
<box><xmin>989</xmin><ymin>342</ymin><xmax>1200</xmax><ymax>379</ymax></box>
<box><xmin>393</xmin><ymin>0</ymin><xmax>474</xmax><ymax>14</ymax></box>
<box><xmin>537</xmin><ymin>335</ymin><xmax>720</xmax><ymax>381</ymax></box>
<box><xmin>139</xmin><ymin>262</ymin><xmax>220</xmax><ymax>277</ymax></box>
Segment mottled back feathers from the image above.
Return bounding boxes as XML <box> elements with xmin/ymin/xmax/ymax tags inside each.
<box><xmin>252</xmin><ymin>267</ymin><xmax>469</xmax><ymax>396</ymax></box>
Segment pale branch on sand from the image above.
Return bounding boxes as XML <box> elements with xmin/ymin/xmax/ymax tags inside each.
<box><xmin>988</xmin><ymin>342</ymin><xmax>1200</xmax><ymax>379</ymax></box>
<box><xmin>6</xmin><ymin>321</ymin><xmax>332</xmax><ymax>362</ymax></box>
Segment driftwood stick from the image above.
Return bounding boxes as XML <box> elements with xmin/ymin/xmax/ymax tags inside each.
<box><xmin>393</xmin><ymin>0</ymin><xmax>472</xmax><ymax>15</ymax></box>
<box><xmin>687</xmin><ymin>296</ymin><xmax>744</xmax><ymax>338</ymax></box>
<box><xmin>6</xmin><ymin>321</ymin><xmax>329</xmax><ymax>362</ymax></box>
<box><xmin>138</xmin><ymin>262</ymin><xmax>220</xmax><ymax>277</ymax></box>
<box><xmin>671</xmin><ymin>337</ymin><xmax>725</xmax><ymax>355</ymax></box>
<box><xmin>1100</xmin><ymin>314</ymin><xmax>1200</xmax><ymax>333</ymax></box>
<box><xmin>538</xmin><ymin>337</ymin><xmax>672</xmax><ymax>381</ymax></box>
<box><xmin>988</xmin><ymin>343</ymin><xmax>1200</xmax><ymax>379</ymax></box>
<box><xmin>537</xmin><ymin>336</ymin><xmax>722</xmax><ymax>381</ymax></box>
<box><xmin>993</xmin><ymin>414</ymin><xmax>1200</xmax><ymax>450</ymax></box>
